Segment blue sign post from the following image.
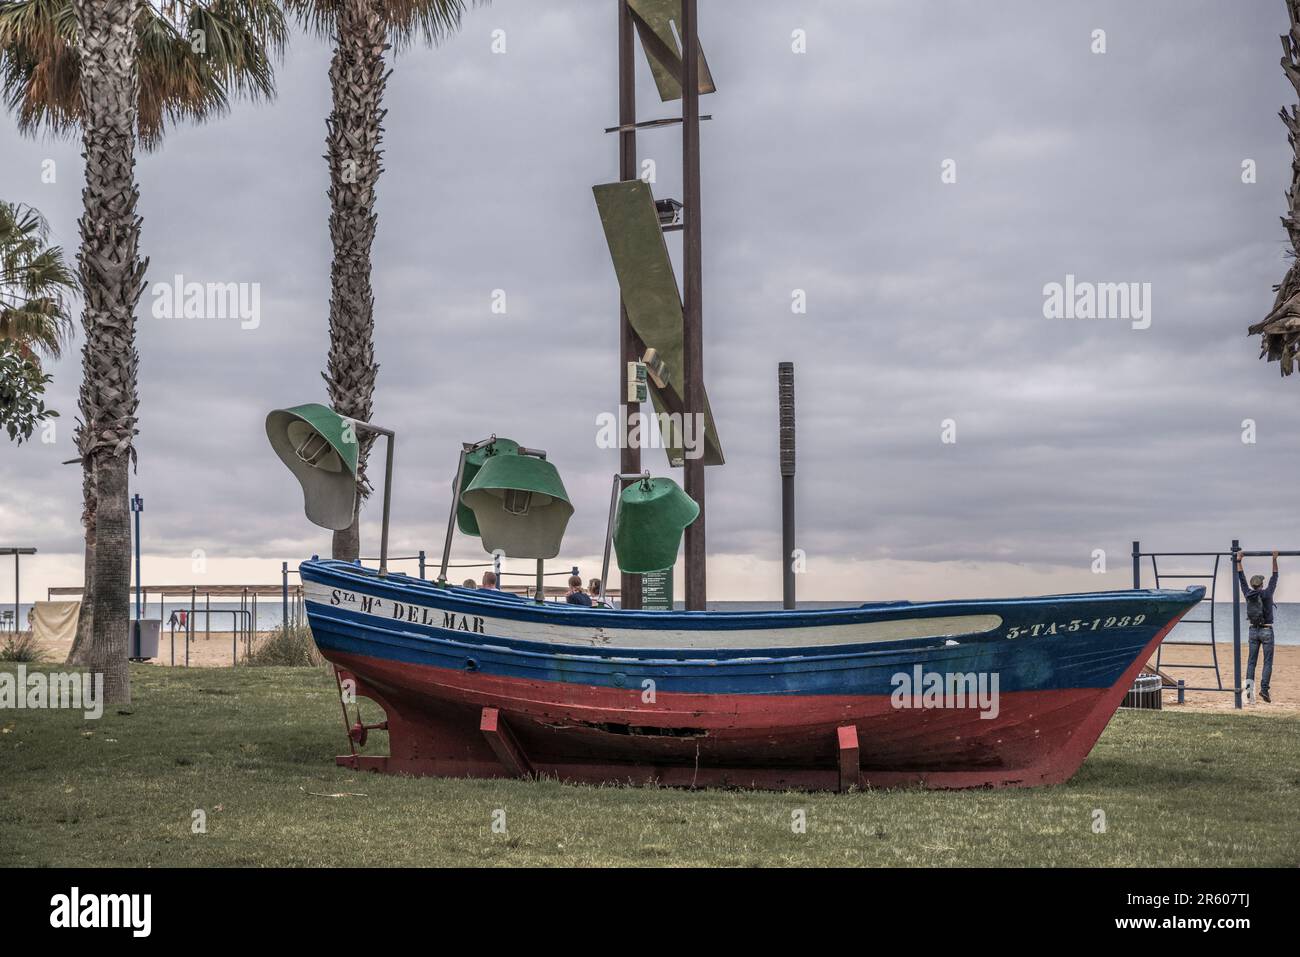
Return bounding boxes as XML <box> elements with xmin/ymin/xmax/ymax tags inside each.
<box><xmin>131</xmin><ymin>494</ymin><xmax>143</xmax><ymax>659</ymax></box>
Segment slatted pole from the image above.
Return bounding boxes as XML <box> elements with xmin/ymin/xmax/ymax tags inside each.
<box><xmin>779</xmin><ymin>363</ymin><xmax>796</xmax><ymax>609</ymax></box>
<box><xmin>617</xmin><ymin>0</ymin><xmax>643</xmax><ymax>611</ymax></box>
<box><xmin>681</xmin><ymin>0</ymin><xmax>706</xmax><ymax>610</ymax></box>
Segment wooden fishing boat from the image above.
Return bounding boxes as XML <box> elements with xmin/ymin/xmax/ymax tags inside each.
<box><xmin>302</xmin><ymin>558</ymin><xmax>1202</xmax><ymax>790</ymax></box>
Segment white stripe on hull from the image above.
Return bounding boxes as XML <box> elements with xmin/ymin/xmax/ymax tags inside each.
<box><xmin>303</xmin><ymin>582</ymin><xmax>1003</xmax><ymax>651</ymax></box>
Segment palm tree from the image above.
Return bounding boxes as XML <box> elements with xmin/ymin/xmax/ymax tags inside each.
<box><xmin>0</xmin><ymin>199</ymin><xmax>76</xmax><ymax>359</ymax></box>
<box><xmin>1254</xmin><ymin>0</ymin><xmax>1300</xmax><ymax>376</ymax></box>
<box><xmin>0</xmin><ymin>198</ymin><xmax>75</xmax><ymax>448</ymax></box>
<box><xmin>1</xmin><ymin>0</ymin><xmax>284</xmax><ymax>147</ymax></box>
<box><xmin>283</xmin><ymin>0</ymin><xmax>478</xmax><ymax>560</ymax></box>
<box><xmin>0</xmin><ymin>0</ymin><xmax>285</xmax><ymax>688</ymax></box>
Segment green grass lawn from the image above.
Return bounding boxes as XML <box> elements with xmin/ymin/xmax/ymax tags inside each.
<box><xmin>2</xmin><ymin>663</ymin><xmax>1297</xmax><ymax>867</ymax></box>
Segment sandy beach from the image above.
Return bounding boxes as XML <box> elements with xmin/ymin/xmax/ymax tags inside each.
<box><xmin>1148</xmin><ymin>642</ymin><xmax>1300</xmax><ymax>715</ymax></box>
<box><xmin>35</xmin><ymin>630</ymin><xmax>267</xmax><ymax>670</ymax></box>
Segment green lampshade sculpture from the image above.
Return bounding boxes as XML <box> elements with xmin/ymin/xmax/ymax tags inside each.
<box><xmin>612</xmin><ymin>476</ymin><xmax>699</xmax><ymax>573</ymax></box>
<box><xmin>455</xmin><ymin>437</ymin><xmax>521</xmax><ymax>536</ymax></box>
<box><xmin>461</xmin><ymin>451</ymin><xmax>574</xmax><ymax>559</ymax></box>
<box><xmin>265</xmin><ymin>403</ymin><xmax>359</xmax><ymax>530</ymax></box>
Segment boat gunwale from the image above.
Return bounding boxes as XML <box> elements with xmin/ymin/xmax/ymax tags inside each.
<box><xmin>300</xmin><ymin>559</ymin><xmax>1205</xmax><ymax>632</ymax></box>
<box><xmin>307</xmin><ymin>601</ymin><xmax>973</xmax><ymax>666</ymax></box>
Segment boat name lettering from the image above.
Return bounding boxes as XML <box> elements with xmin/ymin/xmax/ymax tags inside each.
<box><xmin>1005</xmin><ymin>614</ymin><xmax>1145</xmax><ymax>640</ymax></box>
<box><xmin>330</xmin><ymin>589</ymin><xmax>380</xmax><ymax>614</ymax></box>
<box><xmin>443</xmin><ymin>611</ymin><xmax>486</xmax><ymax>634</ymax></box>
<box><xmin>381</xmin><ymin>600</ymin><xmax>484</xmax><ymax>633</ymax></box>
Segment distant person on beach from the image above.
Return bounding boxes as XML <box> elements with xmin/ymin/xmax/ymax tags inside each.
<box><xmin>565</xmin><ymin>575</ymin><xmax>592</xmax><ymax>606</ymax></box>
<box><xmin>1236</xmin><ymin>550</ymin><xmax>1279</xmax><ymax>703</ymax></box>
<box><xmin>588</xmin><ymin>578</ymin><xmax>608</xmax><ymax>608</ymax></box>
<box><xmin>479</xmin><ymin>571</ymin><xmax>499</xmax><ymax>591</ymax></box>
<box><xmin>462</xmin><ymin>579</ymin><xmax>477</xmax><ymax>589</ymax></box>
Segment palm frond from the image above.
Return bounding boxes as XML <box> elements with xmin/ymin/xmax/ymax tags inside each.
<box><xmin>0</xmin><ymin>0</ymin><xmax>286</xmax><ymax>149</ymax></box>
<box><xmin>284</xmin><ymin>0</ymin><xmax>478</xmax><ymax>53</ymax></box>
<box><xmin>0</xmin><ymin>199</ymin><xmax>76</xmax><ymax>360</ymax></box>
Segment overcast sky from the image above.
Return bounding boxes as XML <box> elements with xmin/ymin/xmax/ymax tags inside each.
<box><xmin>2</xmin><ymin>0</ymin><xmax>1299</xmax><ymax>603</ymax></box>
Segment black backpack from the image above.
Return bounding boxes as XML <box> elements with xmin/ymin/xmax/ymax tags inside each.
<box><xmin>1246</xmin><ymin>590</ymin><xmax>1266</xmax><ymax>626</ymax></box>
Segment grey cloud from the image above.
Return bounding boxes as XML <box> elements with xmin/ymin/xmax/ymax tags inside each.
<box><xmin>3</xmin><ymin>0</ymin><xmax>1298</xmax><ymax>585</ymax></box>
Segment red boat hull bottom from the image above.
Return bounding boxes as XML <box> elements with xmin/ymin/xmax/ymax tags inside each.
<box><xmin>326</xmin><ymin>620</ymin><xmax>1174</xmax><ymax>790</ymax></box>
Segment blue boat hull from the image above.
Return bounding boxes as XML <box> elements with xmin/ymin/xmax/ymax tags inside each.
<box><xmin>301</xmin><ymin>560</ymin><xmax>1202</xmax><ymax>788</ymax></box>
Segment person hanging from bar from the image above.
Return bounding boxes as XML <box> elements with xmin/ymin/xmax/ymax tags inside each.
<box><xmin>1236</xmin><ymin>550</ymin><xmax>1279</xmax><ymax>703</ymax></box>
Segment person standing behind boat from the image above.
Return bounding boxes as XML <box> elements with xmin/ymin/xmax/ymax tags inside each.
<box><xmin>1236</xmin><ymin>551</ymin><xmax>1279</xmax><ymax>703</ymax></box>
<box><xmin>479</xmin><ymin>571</ymin><xmax>499</xmax><ymax>591</ymax></box>
<box><xmin>588</xmin><ymin>578</ymin><xmax>615</xmax><ymax>608</ymax></box>
<box><xmin>565</xmin><ymin>575</ymin><xmax>593</xmax><ymax>606</ymax></box>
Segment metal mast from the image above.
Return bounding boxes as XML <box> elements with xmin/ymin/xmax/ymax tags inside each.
<box><xmin>680</xmin><ymin>0</ymin><xmax>706</xmax><ymax>610</ymax></box>
<box><xmin>617</xmin><ymin>0</ymin><xmax>643</xmax><ymax>610</ymax></box>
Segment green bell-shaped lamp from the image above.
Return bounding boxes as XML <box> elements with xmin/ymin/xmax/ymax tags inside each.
<box><xmin>460</xmin><ymin>452</ymin><xmax>574</xmax><ymax>559</ymax></box>
<box><xmin>612</xmin><ymin>476</ymin><xmax>699</xmax><ymax>573</ymax></box>
<box><xmin>455</xmin><ymin>437</ymin><xmax>520</xmax><ymax>537</ymax></box>
<box><xmin>265</xmin><ymin>403</ymin><xmax>359</xmax><ymax>530</ymax></box>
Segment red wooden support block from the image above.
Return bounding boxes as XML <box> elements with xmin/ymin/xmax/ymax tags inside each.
<box><xmin>480</xmin><ymin>707</ymin><xmax>535</xmax><ymax>779</ymax></box>
<box><xmin>837</xmin><ymin>724</ymin><xmax>860</xmax><ymax>793</ymax></box>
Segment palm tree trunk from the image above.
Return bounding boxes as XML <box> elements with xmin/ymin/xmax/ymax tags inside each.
<box><xmin>92</xmin><ymin>456</ymin><xmax>131</xmax><ymax>701</ymax></box>
<box><xmin>65</xmin><ymin>459</ymin><xmax>95</xmax><ymax>666</ymax></box>
<box><xmin>324</xmin><ymin>0</ymin><xmax>386</xmax><ymax>561</ymax></box>
<box><xmin>74</xmin><ymin>0</ymin><xmax>147</xmax><ymax>704</ymax></box>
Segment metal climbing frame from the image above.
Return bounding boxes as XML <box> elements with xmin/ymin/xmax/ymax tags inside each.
<box><xmin>1133</xmin><ymin>542</ymin><xmax>1232</xmax><ymax>705</ymax></box>
<box><xmin>1152</xmin><ymin>552</ymin><xmax>1221</xmax><ymax>688</ymax></box>
<box><xmin>1133</xmin><ymin>541</ymin><xmax>1300</xmax><ymax>710</ymax></box>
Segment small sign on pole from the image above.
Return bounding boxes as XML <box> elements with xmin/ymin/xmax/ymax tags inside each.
<box><xmin>626</xmin><ymin>361</ymin><xmax>648</xmax><ymax>403</ymax></box>
<box><xmin>641</xmin><ymin>568</ymin><xmax>673</xmax><ymax>610</ymax></box>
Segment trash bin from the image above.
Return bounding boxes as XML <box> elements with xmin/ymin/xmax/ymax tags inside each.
<box><xmin>129</xmin><ymin>619</ymin><xmax>161</xmax><ymax>661</ymax></box>
<box><xmin>1121</xmin><ymin>672</ymin><xmax>1162</xmax><ymax>710</ymax></box>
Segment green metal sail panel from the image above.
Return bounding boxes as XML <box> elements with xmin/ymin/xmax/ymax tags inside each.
<box><xmin>627</xmin><ymin>0</ymin><xmax>716</xmax><ymax>102</ymax></box>
<box><xmin>593</xmin><ymin>179</ymin><xmax>723</xmax><ymax>467</ymax></box>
